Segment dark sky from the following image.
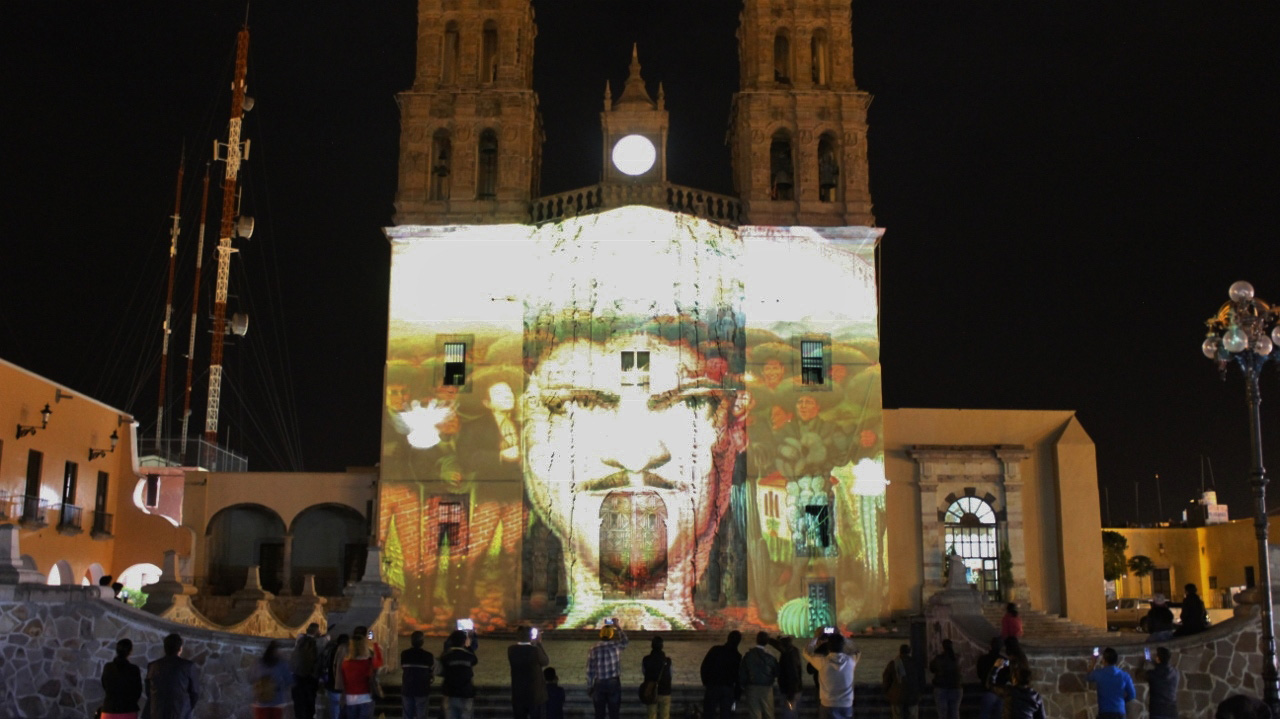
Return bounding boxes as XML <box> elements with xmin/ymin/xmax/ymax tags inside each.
<box><xmin>2</xmin><ymin>1</ymin><xmax>1278</xmax><ymax>526</ymax></box>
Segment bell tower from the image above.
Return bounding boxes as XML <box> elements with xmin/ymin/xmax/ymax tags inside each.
<box><xmin>600</xmin><ymin>46</ymin><xmax>669</xmax><ymax>185</ymax></box>
<box><xmin>394</xmin><ymin>0</ymin><xmax>543</xmax><ymax>224</ymax></box>
<box><xmin>728</xmin><ymin>0</ymin><xmax>874</xmax><ymax>226</ymax></box>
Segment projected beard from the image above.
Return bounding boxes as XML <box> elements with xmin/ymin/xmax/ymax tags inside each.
<box><xmin>522</xmin><ymin>334</ymin><xmax>743</xmax><ymax>628</ymax></box>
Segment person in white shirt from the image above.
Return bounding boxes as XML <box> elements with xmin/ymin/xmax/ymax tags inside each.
<box><xmin>802</xmin><ymin>630</ymin><xmax>861</xmax><ymax>719</ymax></box>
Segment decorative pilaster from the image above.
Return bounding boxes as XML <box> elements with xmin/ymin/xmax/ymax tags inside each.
<box><xmin>141</xmin><ymin>549</ymin><xmax>198</xmax><ymax>614</ymax></box>
<box><xmin>0</xmin><ymin>524</ymin><xmax>46</xmax><ymax>585</ymax></box>
<box><xmin>995</xmin><ymin>447</ymin><xmax>1032</xmax><ymax>604</ymax></box>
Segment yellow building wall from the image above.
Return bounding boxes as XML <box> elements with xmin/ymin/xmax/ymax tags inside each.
<box><xmin>883</xmin><ymin>408</ymin><xmax>1105</xmax><ymax>627</ymax></box>
<box><xmin>1113</xmin><ymin>519</ymin><xmax>1280</xmax><ymax>606</ymax></box>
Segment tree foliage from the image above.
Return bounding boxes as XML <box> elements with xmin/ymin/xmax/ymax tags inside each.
<box><xmin>1127</xmin><ymin>554</ymin><xmax>1157</xmax><ymax>595</ymax></box>
<box><xmin>1102</xmin><ymin>530</ymin><xmax>1129</xmax><ymax>582</ymax></box>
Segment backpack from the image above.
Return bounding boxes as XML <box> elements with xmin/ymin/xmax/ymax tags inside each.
<box><xmin>317</xmin><ymin>642</ymin><xmax>339</xmax><ymax>687</ymax></box>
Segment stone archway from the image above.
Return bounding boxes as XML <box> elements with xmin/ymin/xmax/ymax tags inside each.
<box><xmin>288</xmin><ymin>503</ymin><xmax>367</xmax><ymax>596</ymax></box>
<box><xmin>205</xmin><ymin>503</ymin><xmax>286</xmax><ymax>595</ymax></box>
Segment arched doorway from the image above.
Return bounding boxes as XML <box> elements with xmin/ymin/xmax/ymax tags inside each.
<box><xmin>290</xmin><ymin>503</ymin><xmax>368</xmax><ymax>596</ymax></box>
<box><xmin>944</xmin><ymin>496</ymin><xmax>1001</xmax><ymax>601</ymax></box>
<box><xmin>205</xmin><ymin>504</ymin><xmax>286</xmax><ymax>595</ymax></box>
<box><xmin>599</xmin><ymin>491</ymin><xmax>667</xmax><ymax>600</ymax></box>
<box><xmin>47</xmin><ymin>559</ymin><xmax>73</xmax><ymax>586</ymax></box>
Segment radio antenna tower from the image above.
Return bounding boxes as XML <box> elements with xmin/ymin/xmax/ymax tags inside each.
<box><xmin>155</xmin><ymin>153</ymin><xmax>185</xmax><ymax>451</ymax></box>
<box><xmin>204</xmin><ymin>24</ymin><xmax>254</xmax><ymax>447</ymax></box>
<box><xmin>180</xmin><ymin>166</ymin><xmax>211</xmax><ymax>457</ymax></box>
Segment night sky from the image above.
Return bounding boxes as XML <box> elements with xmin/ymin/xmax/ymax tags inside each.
<box><xmin>2</xmin><ymin>1</ymin><xmax>1278</xmax><ymax>526</ymax></box>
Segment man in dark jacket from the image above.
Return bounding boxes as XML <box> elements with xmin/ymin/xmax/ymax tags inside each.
<box><xmin>509</xmin><ymin>626</ymin><xmax>551</xmax><ymax>719</ymax></box>
<box><xmin>975</xmin><ymin>637</ymin><xmax>1003</xmax><ymax>719</ymax></box>
<box><xmin>291</xmin><ymin>622</ymin><xmax>321</xmax><ymax>719</ymax></box>
<box><xmin>438</xmin><ymin>629</ymin><xmax>479</xmax><ymax>719</ymax></box>
<box><xmin>769</xmin><ymin>636</ymin><xmax>803</xmax><ymax>719</ymax></box>
<box><xmin>994</xmin><ymin>667</ymin><xmax>1046</xmax><ymax>719</ymax></box>
<box><xmin>402</xmin><ymin>630</ymin><xmax>436</xmax><ymax>719</ymax></box>
<box><xmin>701</xmin><ymin>631</ymin><xmax>742</xmax><ymax>719</ymax></box>
<box><xmin>1143</xmin><ymin>596</ymin><xmax>1176</xmax><ymax>640</ymax></box>
<box><xmin>642</xmin><ymin>636</ymin><xmax>674</xmax><ymax>719</ymax></box>
<box><xmin>929</xmin><ymin>640</ymin><xmax>962</xmax><ymax>719</ymax></box>
<box><xmin>142</xmin><ymin>633</ymin><xmax>200</xmax><ymax>719</ymax></box>
<box><xmin>101</xmin><ymin>638</ymin><xmax>143</xmax><ymax>717</ymax></box>
<box><xmin>1144</xmin><ymin>647</ymin><xmax>1180</xmax><ymax>719</ymax></box>
<box><xmin>1175</xmin><ymin>584</ymin><xmax>1209</xmax><ymax>636</ymax></box>
<box><xmin>739</xmin><ymin>632</ymin><xmax>779</xmax><ymax>719</ymax></box>
<box><xmin>882</xmin><ymin>644</ymin><xmax>920</xmax><ymax>719</ymax></box>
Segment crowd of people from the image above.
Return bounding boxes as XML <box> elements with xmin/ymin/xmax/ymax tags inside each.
<box><xmin>96</xmin><ymin>594</ymin><xmax>1267</xmax><ymax>719</ymax></box>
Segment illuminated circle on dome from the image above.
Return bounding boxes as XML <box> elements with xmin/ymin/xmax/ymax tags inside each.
<box><xmin>611</xmin><ymin>134</ymin><xmax>657</xmax><ymax>176</ymax></box>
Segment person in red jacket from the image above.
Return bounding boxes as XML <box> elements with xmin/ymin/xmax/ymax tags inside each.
<box><xmin>340</xmin><ymin>635</ymin><xmax>379</xmax><ymax>719</ymax></box>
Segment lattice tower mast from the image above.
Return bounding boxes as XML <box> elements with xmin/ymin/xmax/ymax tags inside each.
<box><xmin>156</xmin><ymin>155</ymin><xmax>184</xmax><ymax>447</ymax></box>
<box><xmin>205</xmin><ymin>25</ymin><xmax>251</xmax><ymax>444</ymax></box>
<box><xmin>181</xmin><ymin>167</ymin><xmax>211</xmax><ymax>456</ymax></box>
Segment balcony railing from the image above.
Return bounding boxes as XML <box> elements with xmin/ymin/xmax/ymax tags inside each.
<box><xmin>531</xmin><ymin>182</ymin><xmax>744</xmax><ymax>228</ymax></box>
<box><xmin>58</xmin><ymin>504</ymin><xmax>83</xmax><ymax>533</ymax></box>
<box><xmin>91</xmin><ymin>510</ymin><xmax>114</xmax><ymax>538</ymax></box>
<box><xmin>19</xmin><ymin>495</ymin><xmax>48</xmax><ymax>527</ymax></box>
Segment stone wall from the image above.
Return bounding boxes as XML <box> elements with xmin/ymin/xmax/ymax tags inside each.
<box><xmin>1023</xmin><ymin>612</ymin><xmax>1264</xmax><ymax>719</ymax></box>
<box><xmin>0</xmin><ymin>583</ymin><xmax>271</xmax><ymax>719</ymax></box>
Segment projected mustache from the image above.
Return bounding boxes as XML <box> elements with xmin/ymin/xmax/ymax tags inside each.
<box><xmin>578</xmin><ymin>471</ymin><xmax>678</xmax><ymax>492</ymax></box>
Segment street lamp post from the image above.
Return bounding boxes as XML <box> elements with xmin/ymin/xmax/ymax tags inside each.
<box><xmin>1201</xmin><ymin>280</ymin><xmax>1280</xmax><ymax>707</ymax></box>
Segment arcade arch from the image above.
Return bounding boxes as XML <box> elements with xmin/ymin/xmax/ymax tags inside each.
<box><xmin>206</xmin><ymin>503</ymin><xmax>286</xmax><ymax>595</ymax></box>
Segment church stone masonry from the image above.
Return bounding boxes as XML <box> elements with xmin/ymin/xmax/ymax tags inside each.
<box><xmin>394</xmin><ymin>0</ymin><xmax>543</xmax><ymax>225</ymax></box>
<box><xmin>729</xmin><ymin>0</ymin><xmax>874</xmax><ymax>227</ymax></box>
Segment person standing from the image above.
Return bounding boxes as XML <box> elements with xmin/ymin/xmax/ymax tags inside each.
<box><xmin>975</xmin><ymin>637</ymin><xmax>1004</xmax><ymax>719</ymax></box>
<box><xmin>993</xmin><ymin>667</ymin><xmax>1046</xmax><ymax>719</ymax></box>
<box><xmin>339</xmin><ymin>634</ymin><xmax>378</xmax><ymax>719</ymax></box>
<box><xmin>1001</xmin><ymin>604</ymin><xmax>1024</xmax><ymax>640</ymax></box>
<box><xmin>250</xmin><ymin>641</ymin><xmax>294</xmax><ymax>719</ymax></box>
<box><xmin>642</xmin><ymin>636</ymin><xmax>674</xmax><ymax>719</ymax></box>
<box><xmin>1144</xmin><ymin>647</ymin><xmax>1180</xmax><ymax>719</ymax></box>
<box><xmin>319</xmin><ymin>633</ymin><xmax>348</xmax><ymax>719</ymax></box>
<box><xmin>739</xmin><ymin>632</ymin><xmax>779</xmax><ymax>719</ymax></box>
<box><xmin>509</xmin><ymin>627</ymin><xmax>551</xmax><ymax>719</ymax></box>
<box><xmin>883</xmin><ymin>644</ymin><xmax>921</xmax><ymax>719</ymax></box>
<box><xmin>401</xmin><ymin>631</ymin><xmax>436</xmax><ymax>719</ymax></box>
<box><xmin>701</xmin><ymin>631</ymin><xmax>742</xmax><ymax>719</ymax></box>
<box><xmin>439</xmin><ymin>629</ymin><xmax>479</xmax><ymax>719</ymax></box>
<box><xmin>544</xmin><ymin>667</ymin><xmax>566</xmax><ymax>719</ymax></box>
<box><xmin>770</xmin><ymin>636</ymin><xmax>804</xmax><ymax>719</ymax></box>
<box><xmin>1175</xmin><ymin>584</ymin><xmax>1209</xmax><ymax>636</ymax></box>
<box><xmin>1087</xmin><ymin>647</ymin><xmax>1136</xmax><ymax>719</ymax></box>
<box><xmin>587</xmin><ymin>621</ymin><xmax>629</xmax><ymax>719</ymax></box>
<box><xmin>802</xmin><ymin>630</ymin><xmax>861</xmax><ymax>719</ymax></box>
<box><xmin>101</xmin><ymin>638</ymin><xmax>143</xmax><ymax>719</ymax></box>
<box><xmin>143</xmin><ymin>633</ymin><xmax>200</xmax><ymax>719</ymax></box>
<box><xmin>291</xmin><ymin>623</ymin><xmax>321</xmax><ymax>719</ymax></box>
<box><xmin>929</xmin><ymin>640</ymin><xmax>962</xmax><ymax>719</ymax></box>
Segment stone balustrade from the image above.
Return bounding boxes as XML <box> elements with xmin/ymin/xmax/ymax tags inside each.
<box><xmin>531</xmin><ymin>183</ymin><xmax>743</xmax><ymax>227</ymax></box>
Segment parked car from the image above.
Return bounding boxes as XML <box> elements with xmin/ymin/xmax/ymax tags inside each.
<box><xmin>1106</xmin><ymin>598</ymin><xmax>1183</xmax><ymax>631</ymax></box>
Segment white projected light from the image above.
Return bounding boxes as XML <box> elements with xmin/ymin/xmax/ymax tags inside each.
<box><xmin>611</xmin><ymin>134</ymin><xmax>656</xmax><ymax>175</ymax></box>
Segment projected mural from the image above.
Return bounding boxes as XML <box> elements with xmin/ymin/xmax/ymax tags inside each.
<box><xmin>380</xmin><ymin>207</ymin><xmax>885</xmax><ymax>632</ymax></box>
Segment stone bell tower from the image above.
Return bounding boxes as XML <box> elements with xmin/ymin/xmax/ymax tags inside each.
<box><xmin>394</xmin><ymin>0</ymin><xmax>543</xmax><ymax>224</ymax></box>
<box><xmin>728</xmin><ymin>0</ymin><xmax>874</xmax><ymax>227</ymax></box>
<box><xmin>600</xmin><ymin>45</ymin><xmax>669</xmax><ymax>185</ymax></box>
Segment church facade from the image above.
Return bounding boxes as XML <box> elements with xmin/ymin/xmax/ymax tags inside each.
<box><xmin>379</xmin><ymin>0</ymin><xmax>1105</xmax><ymax>633</ymax></box>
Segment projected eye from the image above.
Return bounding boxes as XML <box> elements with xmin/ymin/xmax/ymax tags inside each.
<box><xmin>649</xmin><ymin>383</ymin><xmax>722</xmax><ymax>413</ymax></box>
<box><xmin>542</xmin><ymin>389</ymin><xmax>619</xmax><ymax>415</ymax></box>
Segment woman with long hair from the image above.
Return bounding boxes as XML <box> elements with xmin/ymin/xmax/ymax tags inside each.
<box><xmin>250</xmin><ymin>640</ymin><xmax>294</xmax><ymax>719</ymax></box>
<box><xmin>100</xmin><ymin>638</ymin><xmax>143</xmax><ymax>719</ymax></box>
<box><xmin>340</xmin><ymin>634</ymin><xmax>379</xmax><ymax>719</ymax></box>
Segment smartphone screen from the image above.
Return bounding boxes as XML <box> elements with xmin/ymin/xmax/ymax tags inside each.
<box><xmin>1144</xmin><ymin>647</ymin><xmax>1151</xmax><ymax>661</ymax></box>
<box><xmin>456</xmin><ymin>618</ymin><xmax>474</xmax><ymax>631</ymax></box>
<box><xmin>531</xmin><ymin>627</ymin><xmax>539</xmax><ymax>640</ymax></box>
<box><xmin>822</xmin><ymin>627</ymin><xmax>836</xmax><ymax>635</ymax></box>
<box><xmin>1092</xmin><ymin>647</ymin><xmax>1100</xmax><ymax>657</ymax></box>
<box><xmin>367</xmin><ymin>631</ymin><xmax>374</xmax><ymax>640</ymax></box>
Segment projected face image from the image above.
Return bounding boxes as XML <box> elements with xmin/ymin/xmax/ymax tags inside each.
<box><xmin>522</xmin><ymin>334</ymin><xmax>737</xmax><ymax>627</ymax></box>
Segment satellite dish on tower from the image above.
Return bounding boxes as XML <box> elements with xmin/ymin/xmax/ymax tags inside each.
<box><xmin>229</xmin><ymin>313</ymin><xmax>249</xmax><ymax>337</ymax></box>
<box><xmin>235</xmin><ymin>216</ymin><xmax>255</xmax><ymax>239</ymax></box>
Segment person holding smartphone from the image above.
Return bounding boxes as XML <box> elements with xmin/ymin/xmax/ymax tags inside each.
<box><xmin>1086</xmin><ymin>647</ymin><xmax>1135</xmax><ymax>719</ymax></box>
<box><xmin>587</xmin><ymin>620</ymin><xmax>630</xmax><ymax>719</ymax></box>
<box><xmin>439</xmin><ymin>626</ymin><xmax>480</xmax><ymax>719</ymax></box>
<box><xmin>1143</xmin><ymin>647</ymin><xmax>1180</xmax><ymax>719</ymax></box>
<box><xmin>802</xmin><ymin>628</ymin><xmax>861</xmax><ymax>719</ymax></box>
<box><xmin>509</xmin><ymin>626</ymin><xmax>551</xmax><ymax>719</ymax></box>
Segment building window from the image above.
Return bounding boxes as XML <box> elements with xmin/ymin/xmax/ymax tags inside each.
<box><xmin>429</xmin><ymin>129</ymin><xmax>452</xmax><ymax>201</ymax></box>
<box><xmin>478</xmin><ymin>130</ymin><xmax>499</xmax><ymax>200</ymax></box>
<box><xmin>770</xmin><ymin>131</ymin><xmax>794</xmax><ymax>201</ymax></box>
<box><xmin>801</xmin><ymin>340</ymin><xmax>824</xmax><ymax>385</ymax></box>
<box><xmin>1246</xmin><ymin>566</ymin><xmax>1256</xmax><ymax>589</ymax></box>
<box><xmin>481</xmin><ymin>21</ymin><xmax>498</xmax><ymax>83</ymax></box>
<box><xmin>442</xmin><ymin>21</ymin><xmax>460</xmax><ymax>84</ymax></box>
<box><xmin>810</xmin><ymin>30</ymin><xmax>830</xmax><ymax>85</ymax></box>
<box><xmin>94</xmin><ymin>471</ymin><xmax>109</xmax><ymax>513</ymax></box>
<box><xmin>818</xmin><ymin>134</ymin><xmax>839</xmax><ymax>202</ymax></box>
<box><xmin>145</xmin><ymin>474</ymin><xmax>160</xmax><ymax>508</ymax></box>
<box><xmin>944</xmin><ymin>496</ymin><xmax>1001</xmax><ymax>601</ymax></box>
<box><xmin>621</xmin><ymin>351</ymin><xmax>650</xmax><ymax>387</ymax></box>
<box><xmin>438</xmin><ymin>501</ymin><xmax>467</xmax><ymax>554</ymax></box>
<box><xmin>62</xmin><ymin>461</ymin><xmax>78</xmax><ymax>506</ymax></box>
<box><xmin>443</xmin><ymin>342</ymin><xmax>467</xmax><ymax>386</ymax></box>
<box><xmin>23</xmin><ymin>449</ymin><xmax>43</xmax><ymax>523</ymax></box>
<box><xmin>773</xmin><ymin>31</ymin><xmax>791</xmax><ymax>84</ymax></box>
<box><xmin>1209</xmin><ymin>576</ymin><xmax>1218</xmax><ymax>589</ymax></box>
